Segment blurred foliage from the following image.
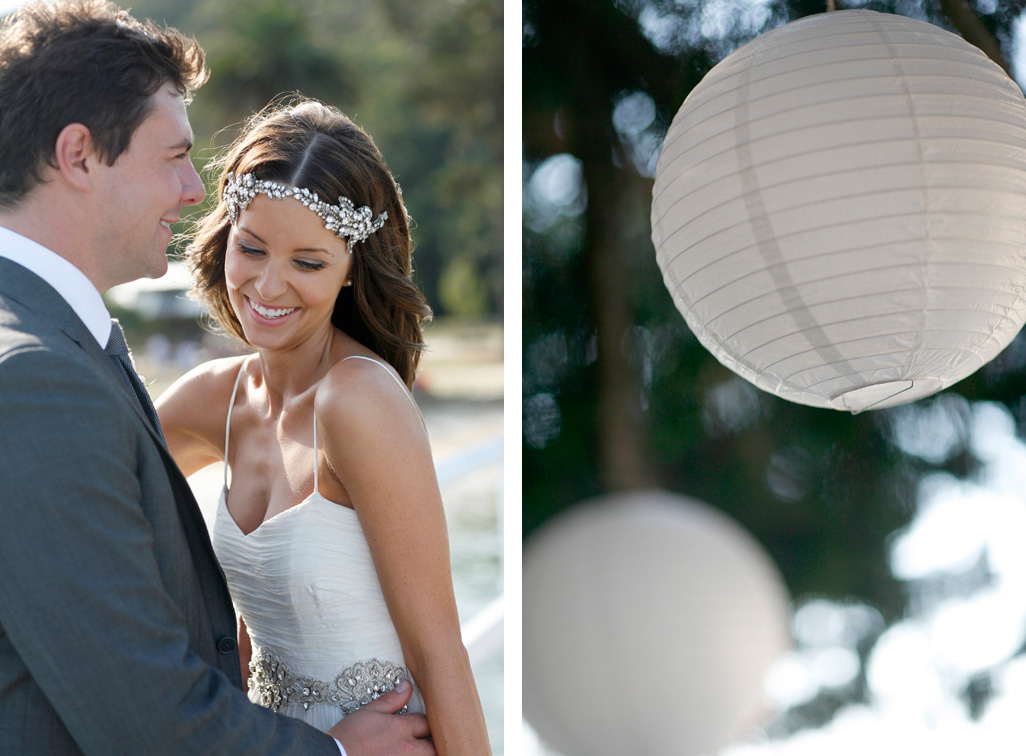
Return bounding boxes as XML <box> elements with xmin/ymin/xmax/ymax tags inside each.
<box><xmin>130</xmin><ymin>0</ymin><xmax>502</xmax><ymax>317</ymax></box>
<box><xmin>523</xmin><ymin>0</ymin><xmax>1026</xmax><ymax>733</ymax></box>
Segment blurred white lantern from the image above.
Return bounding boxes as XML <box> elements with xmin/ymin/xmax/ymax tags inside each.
<box><xmin>651</xmin><ymin>10</ymin><xmax>1026</xmax><ymax>412</ymax></box>
<box><xmin>523</xmin><ymin>490</ymin><xmax>790</xmax><ymax>756</ymax></box>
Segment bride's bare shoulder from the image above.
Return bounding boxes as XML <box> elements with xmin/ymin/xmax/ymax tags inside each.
<box><xmin>315</xmin><ymin>355</ymin><xmax>420</xmax><ymax>432</ymax></box>
<box><xmin>159</xmin><ymin>354</ymin><xmax>251</xmax><ymax>407</ymax></box>
<box><xmin>156</xmin><ymin>354</ymin><xmax>252</xmax><ymax>440</ymax></box>
<box><xmin>156</xmin><ymin>354</ymin><xmax>253</xmax><ymax>473</ymax></box>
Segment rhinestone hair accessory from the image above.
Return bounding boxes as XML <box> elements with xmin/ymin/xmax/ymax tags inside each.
<box><xmin>223</xmin><ymin>172</ymin><xmax>387</xmax><ymax>248</ymax></box>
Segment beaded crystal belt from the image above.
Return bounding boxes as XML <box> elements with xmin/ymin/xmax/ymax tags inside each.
<box><xmin>249</xmin><ymin>645</ymin><xmax>409</xmax><ymax>715</ymax></box>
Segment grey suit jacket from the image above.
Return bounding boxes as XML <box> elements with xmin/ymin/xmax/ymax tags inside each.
<box><xmin>0</xmin><ymin>258</ymin><xmax>337</xmax><ymax>754</ymax></box>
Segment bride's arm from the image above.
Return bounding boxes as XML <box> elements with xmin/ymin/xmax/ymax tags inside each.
<box><xmin>317</xmin><ymin>361</ymin><xmax>491</xmax><ymax>756</ymax></box>
<box><xmin>155</xmin><ymin>356</ymin><xmax>245</xmax><ymax>477</ymax></box>
<box><xmin>238</xmin><ymin>614</ymin><xmax>253</xmax><ymax>688</ymax></box>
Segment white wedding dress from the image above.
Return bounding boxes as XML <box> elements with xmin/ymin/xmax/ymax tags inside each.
<box><xmin>211</xmin><ymin>356</ymin><xmax>425</xmax><ymax>731</ymax></box>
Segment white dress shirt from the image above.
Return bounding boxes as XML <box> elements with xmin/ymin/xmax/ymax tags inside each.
<box><xmin>0</xmin><ymin>224</ymin><xmax>349</xmax><ymax>756</ymax></box>
<box><xmin>0</xmin><ymin>225</ymin><xmax>112</xmax><ymax>347</ymax></box>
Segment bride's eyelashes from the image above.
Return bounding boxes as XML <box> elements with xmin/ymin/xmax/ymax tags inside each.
<box><xmin>234</xmin><ymin>241</ymin><xmax>327</xmax><ymax>271</ymax></box>
<box><xmin>234</xmin><ymin>240</ymin><xmax>264</xmax><ymax>258</ymax></box>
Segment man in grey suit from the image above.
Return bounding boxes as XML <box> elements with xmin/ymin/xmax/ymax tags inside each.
<box><xmin>0</xmin><ymin>2</ymin><xmax>434</xmax><ymax>754</ymax></box>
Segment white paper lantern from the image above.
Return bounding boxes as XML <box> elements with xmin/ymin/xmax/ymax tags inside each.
<box><xmin>523</xmin><ymin>490</ymin><xmax>791</xmax><ymax>756</ymax></box>
<box><xmin>651</xmin><ymin>10</ymin><xmax>1026</xmax><ymax>412</ymax></box>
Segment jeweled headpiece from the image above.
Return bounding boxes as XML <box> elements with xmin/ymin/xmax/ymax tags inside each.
<box><xmin>223</xmin><ymin>172</ymin><xmax>387</xmax><ymax>249</ymax></box>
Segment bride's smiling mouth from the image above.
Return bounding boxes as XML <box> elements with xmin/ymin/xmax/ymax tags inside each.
<box><xmin>245</xmin><ymin>296</ymin><xmax>298</xmax><ymax>322</ymax></box>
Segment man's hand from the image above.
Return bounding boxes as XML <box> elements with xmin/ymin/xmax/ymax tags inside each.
<box><xmin>328</xmin><ymin>680</ymin><xmax>435</xmax><ymax>756</ymax></box>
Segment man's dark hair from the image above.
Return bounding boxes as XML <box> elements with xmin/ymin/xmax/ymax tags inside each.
<box><xmin>0</xmin><ymin>0</ymin><xmax>208</xmax><ymax>206</ymax></box>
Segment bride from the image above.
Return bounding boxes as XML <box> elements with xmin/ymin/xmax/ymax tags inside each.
<box><xmin>156</xmin><ymin>98</ymin><xmax>490</xmax><ymax>754</ymax></box>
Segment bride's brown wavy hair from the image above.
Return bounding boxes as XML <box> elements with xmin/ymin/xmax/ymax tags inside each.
<box><xmin>187</xmin><ymin>97</ymin><xmax>431</xmax><ymax>387</ymax></box>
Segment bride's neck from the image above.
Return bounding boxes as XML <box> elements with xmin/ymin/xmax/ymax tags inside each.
<box><xmin>254</xmin><ymin>327</ymin><xmax>337</xmax><ymax>407</ymax></box>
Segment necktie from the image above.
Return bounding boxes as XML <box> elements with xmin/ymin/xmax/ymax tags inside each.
<box><xmin>105</xmin><ymin>319</ymin><xmax>167</xmax><ymax>448</ymax></box>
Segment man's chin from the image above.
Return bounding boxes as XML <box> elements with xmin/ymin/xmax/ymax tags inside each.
<box><xmin>146</xmin><ymin>255</ymin><xmax>170</xmax><ymax>280</ymax></box>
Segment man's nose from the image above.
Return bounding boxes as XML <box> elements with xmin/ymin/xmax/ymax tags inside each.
<box><xmin>180</xmin><ymin>158</ymin><xmax>205</xmax><ymax>207</ymax></box>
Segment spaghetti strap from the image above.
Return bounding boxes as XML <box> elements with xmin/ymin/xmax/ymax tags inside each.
<box><xmin>223</xmin><ymin>358</ymin><xmax>249</xmax><ymax>488</ymax></box>
<box><xmin>312</xmin><ymin>405</ymin><xmax>320</xmax><ymax>494</ymax></box>
<box><xmin>339</xmin><ymin>355</ymin><xmax>418</xmax><ymax>410</ymax></box>
<box><xmin>311</xmin><ymin>357</ymin><xmax>425</xmax><ymax>481</ymax></box>
<box><xmin>312</xmin><ymin>356</ymin><xmax>416</xmax><ymax>494</ymax></box>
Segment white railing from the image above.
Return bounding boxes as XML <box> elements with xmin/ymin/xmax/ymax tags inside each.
<box><xmin>437</xmin><ymin>436</ymin><xmax>504</xmax><ymax>663</ymax></box>
<box><xmin>435</xmin><ymin>436</ymin><xmax>504</xmax><ymax>486</ymax></box>
<box><xmin>462</xmin><ymin>594</ymin><xmax>504</xmax><ymax>667</ymax></box>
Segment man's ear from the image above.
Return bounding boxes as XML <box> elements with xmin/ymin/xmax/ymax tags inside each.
<box><xmin>53</xmin><ymin>123</ymin><xmax>98</xmax><ymax>191</ymax></box>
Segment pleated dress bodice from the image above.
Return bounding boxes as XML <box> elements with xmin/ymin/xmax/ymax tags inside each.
<box><xmin>211</xmin><ymin>357</ymin><xmax>425</xmax><ymax>731</ymax></box>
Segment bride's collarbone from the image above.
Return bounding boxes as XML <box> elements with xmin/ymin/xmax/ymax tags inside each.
<box><xmin>230</xmin><ymin>371</ymin><xmax>358</xmax><ymax>507</ymax></box>
<box><xmin>226</xmin><ymin>436</ymin><xmax>354</xmax><ymax>527</ymax></box>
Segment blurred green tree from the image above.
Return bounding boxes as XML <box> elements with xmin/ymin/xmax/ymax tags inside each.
<box><xmin>124</xmin><ymin>0</ymin><xmax>502</xmax><ymax>318</ymax></box>
<box><xmin>199</xmin><ymin>0</ymin><xmax>353</xmax><ymax>127</ymax></box>
<box><xmin>378</xmin><ymin>0</ymin><xmax>504</xmax><ymax>318</ymax></box>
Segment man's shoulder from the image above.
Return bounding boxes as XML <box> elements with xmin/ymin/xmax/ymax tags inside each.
<box><xmin>0</xmin><ymin>292</ymin><xmax>50</xmax><ymax>351</ymax></box>
<box><xmin>0</xmin><ymin>293</ymin><xmax>94</xmax><ymax>384</ymax></box>
<box><xmin>0</xmin><ymin>255</ymin><xmax>90</xmax><ymax>353</ymax></box>
<box><xmin>0</xmin><ymin>293</ymin><xmax>66</xmax><ymax>352</ymax></box>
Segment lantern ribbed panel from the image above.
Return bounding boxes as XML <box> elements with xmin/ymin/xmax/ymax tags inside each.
<box><xmin>651</xmin><ymin>10</ymin><xmax>1026</xmax><ymax>411</ymax></box>
<box><xmin>522</xmin><ymin>491</ymin><xmax>791</xmax><ymax>756</ymax></box>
